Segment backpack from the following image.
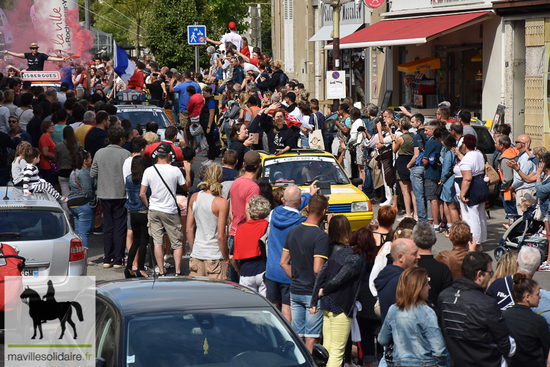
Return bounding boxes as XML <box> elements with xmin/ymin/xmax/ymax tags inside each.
<box><xmin>0</xmin><ymin>243</ymin><xmax>25</xmax><ymax>312</ymax></box>
<box><xmin>279</xmin><ymin>72</ymin><xmax>289</xmax><ymax>88</ymax></box>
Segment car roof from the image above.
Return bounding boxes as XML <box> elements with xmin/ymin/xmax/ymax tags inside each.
<box><xmin>96</xmin><ymin>277</ymin><xmax>273</xmax><ymax>315</ymax></box>
<box><xmin>260</xmin><ymin>149</ymin><xmax>333</xmax><ymax>159</ymax></box>
<box><xmin>115</xmin><ymin>105</ymin><xmax>163</xmax><ymax>111</ymax></box>
<box><xmin>0</xmin><ymin>187</ymin><xmax>63</xmax><ymax>209</ymax></box>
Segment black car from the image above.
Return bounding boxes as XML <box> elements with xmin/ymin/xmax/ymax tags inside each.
<box><xmin>94</xmin><ymin>277</ymin><xmax>328</xmax><ymax>367</ymax></box>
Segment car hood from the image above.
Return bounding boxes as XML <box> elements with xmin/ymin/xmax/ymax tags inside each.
<box><xmin>299</xmin><ymin>184</ymin><xmax>368</xmax><ymax>204</ymax></box>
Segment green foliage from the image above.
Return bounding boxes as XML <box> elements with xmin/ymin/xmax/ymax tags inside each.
<box><xmin>146</xmin><ymin>0</ymin><xmax>249</xmax><ymax>71</ymax></box>
<box><xmin>260</xmin><ymin>3</ymin><xmax>272</xmax><ymax>55</ymax></box>
<box><xmin>145</xmin><ymin>0</ymin><xmax>200</xmax><ymax>71</ymax></box>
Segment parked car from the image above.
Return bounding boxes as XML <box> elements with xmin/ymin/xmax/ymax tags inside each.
<box><xmin>0</xmin><ymin>187</ymin><xmax>87</xmax><ymax>287</ymax></box>
<box><xmin>259</xmin><ymin>149</ymin><xmax>373</xmax><ymax>230</ymax></box>
<box><xmin>93</xmin><ymin>277</ymin><xmax>328</xmax><ymax>367</ymax></box>
<box><xmin>115</xmin><ymin>105</ymin><xmax>177</xmax><ymax>142</ymax></box>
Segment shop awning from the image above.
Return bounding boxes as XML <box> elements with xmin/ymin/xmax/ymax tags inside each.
<box><xmin>398</xmin><ymin>57</ymin><xmax>441</xmax><ymax>73</ymax></box>
<box><xmin>325</xmin><ymin>11</ymin><xmax>493</xmax><ymax>50</ymax></box>
<box><xmin>309</xmin><ymin>23</ymin><xmax>363</xmax><ymax>42</ymax></box>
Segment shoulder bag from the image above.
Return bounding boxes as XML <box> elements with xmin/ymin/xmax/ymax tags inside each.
<box><xmin>153</xmin><ymin>165</ymin><xmax>181</xmax><ymax>217</ymax></box>
<box><xmin>308</xmin><ymin>113</ymin><xmax>325</xmax><ymax>151</ymax></box>
<box><xmin>484</xmin><ymin>162</ymin><xmax>500</xmax><ymax>185</ymax></box>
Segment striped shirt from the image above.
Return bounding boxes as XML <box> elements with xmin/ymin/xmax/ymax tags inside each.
<box><xmin>23</xmin><ymin>164</ymin><xmax>41</xmax><ymax>192</ymax></box>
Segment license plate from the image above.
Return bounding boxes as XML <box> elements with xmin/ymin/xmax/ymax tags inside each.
<box><xmin>21</xmin><ymin>268</ymin><xmax>40</xmax><ymax>277</ymax></box>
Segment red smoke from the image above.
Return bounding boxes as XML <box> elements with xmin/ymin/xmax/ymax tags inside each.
<box><xmin>65</xmin><ymin>8</ymin><xmax>94</xmax><ymax>62</ymax></box>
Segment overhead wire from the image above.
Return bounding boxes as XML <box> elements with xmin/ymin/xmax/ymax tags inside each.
<box><xmin>77</xmin><ymin>3</ymin><xmax>144</xmax><ymax>37</ymax></box>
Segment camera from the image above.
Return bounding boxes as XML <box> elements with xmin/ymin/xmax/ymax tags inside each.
<box><xmin>357</xmin><ymin>126</ymin><xmax>366</xmax><ymax>132</ymax></box>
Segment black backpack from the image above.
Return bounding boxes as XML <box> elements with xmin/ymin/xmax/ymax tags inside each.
<box><xmin>279</xmin><ymin>72</ymin><xmax>289</xmax><ymax>88</ymax></box>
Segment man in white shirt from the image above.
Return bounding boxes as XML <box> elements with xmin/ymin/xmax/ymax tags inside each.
<box><xmin>205</xmin><ymin>22</ymin><xmax>243</xmax><ymax>51</ymax></box>
<box><xmin>140</xmin><ymin>143</ymin><xmax>188</xmax><ymax>275</ymax></box>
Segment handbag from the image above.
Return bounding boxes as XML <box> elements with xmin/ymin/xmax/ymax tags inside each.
<box><xmin>190</xmin><ymin>123</ymin><xmax>204</xmax><ymax>137</ymax></box>
<box><xmin>434</xmin><ymin>181</ymin><xmax>444</xmax><ymax>197</ymax></box>
<box><xmin>534</xmin><ymin>201</ymin><xmax>544</xmax><ymax>221</ymax></box>
<box><xmin>48</xmin><ymin>159</ymin><xmax>59</xmax><ymax>174</ymax></box>
<box><xmin>485</xmin><ymin>162</ymin><xmax>500</xmax><ymax>185</ymax></box>
<box><xmin>153</xmin><ymin>165</ymin><xmax>181</xmax><ymax>217</ymax></box>
<box><xmin>309</xmin><ymin>113</ymin><xmax>325</xmax><ymax>151</ymax></box>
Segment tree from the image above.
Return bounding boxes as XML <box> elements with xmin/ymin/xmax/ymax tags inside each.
<box><xmin>145</xmin><ymin>0</ymin><xmax>200</xmax><ymax>71</ymax></box>
<box><xmin>260</xmin><ymin>3</ymin><xmax>272</xmax><ymax>55</ymax></box>
<box><xmin>146</xmin><ymin>0</ymin><xmax>249</xmax><ymax>71</ymax></box>
<box><xmin>90</xmin><ymin>0</ymin><xmax>153</xmax><ymax>54</ymax></box>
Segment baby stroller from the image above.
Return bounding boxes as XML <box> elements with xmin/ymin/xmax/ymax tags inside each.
<box><xmin>495</xmin><ymin>204</ymin><xmax>548</xmax><ymax>263</ymax></box>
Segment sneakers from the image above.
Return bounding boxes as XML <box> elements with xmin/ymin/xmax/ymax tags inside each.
<box><xmin>195</xmin><ymin>148</ymin><xmax>202</xmax><ymax>154</ymax></box>
<box><xmin>164</xmin><ymin>254</ymin><xmax>173</xmax><ymax>261</ymax></box>
<box><xmin>113</xmin><ymin>264</ymin><xmax>125</xmax><ymax>269</ymax></box>
<box><xmin>433</xmin><ymin>224</ymin><xmax>441</xmax><ymax>233</ymax></box>
<box><xmin>103</xmin><ymin>263</ymin><xmax>113</xmax><ymax>268</ymax></box>
<box><xmin>93</xmin><ymin>225</ymin><xmax>103</xmax><ymax>235</ymax></box>
<box><xmin>539</xmin><ymin>261</ymin><xmax>550</xmax><ymax>271</ymax></box>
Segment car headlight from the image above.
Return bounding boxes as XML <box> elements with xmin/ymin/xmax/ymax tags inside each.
<box><xmin>351</xmin><ymin>201</ymin><xmax>370</xmax><ymax>212</ymax></box>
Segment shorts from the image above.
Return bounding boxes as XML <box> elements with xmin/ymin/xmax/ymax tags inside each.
<box><xmin>189</xmin><ymin>258</ymin><xmax>229</xmax><ymax>280</ymax></box>
<box><xmin>176</xmin><ymin>195</ymin><xmax>188</xmax><ymax>216</ymax></box>
<box><xmin>290</xmin><ymin>293</ymin><xmax>323</xmax><ymax>338</ymax></box>
<box><xmin>179</xmin><ymin>110</ymin><xmax>189</xmax><ymax>129</ymax></box>
<box><xmin>148</xmin><ymin>209</ymin><xmax>183</xmax><ymax>250</ymax></box>
<box><xmin>355</xmin><ymin>145</ymin><xmax>364</xmax><ymax>166</ymax></box>
<box><xmin>265</xmin><ymin>278</ymin><xmax>290</xmax><ymax>305</ymax></box>
<box><xmin>127</xmin><ymin>211</ymin><xmax>132</xmax><ymax>231</ymax></box>
<box><xmin>424</xmin><ymin>179</ymin><xmax>440</xmax><ymax>201</ymax></box>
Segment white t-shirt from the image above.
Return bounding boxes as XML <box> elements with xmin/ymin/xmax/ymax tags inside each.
<box><xmin>220</xmin><ymin>32</ymin><xmax>243</xmax><ymax>51</ymax></box>
<box><xmin>453</xmin><ymin>150</ymin><xmax>485</xmax><ymax>178</ymax></box>
<box><xmin>141</xmin><ymin>164</ymin><xmax>185</xmax><ymax>214</ymax></box>
<box><xmin>122</xmin><ymin>156</ymin><xmax>133</xmax><ymax>182</ymax></box>
<box><xmin>349</xmin><ymin>118</ymin><xmax>365</xmax><ymax>146</ymax></box>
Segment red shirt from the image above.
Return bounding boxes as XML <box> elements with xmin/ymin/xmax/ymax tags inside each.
<box><xmin>234</xmin><ymin>219</ymin><xmax>269</xmax><ymax>260</ymax></box>
<box><xmin>144</xmin><ymin>141</ymin><xmax>183</xmax><ymax>162</ymax></box>
<box><xmin>187</xmin><ymin>93</ymin><xmax>204</xmax><ymax>118</ymax></box>
<box><xmin>241</xmin><ymin>46</ymin><xmax>250</xmax><ymax>58</ymax></box>
<box><xmin>127</xmin><ymin>71</ymin><xmax>145</xmax><ymax>90</ymax></box>
<box><xmin>38</xmin><ymin>134</ymin><xmax>55</xmax><ymax>170</ymax></box>
<box><xmin>229</xmin><ymin>177</ymin><xmax>260</xmax><ymax>236</ymax></box>
<box><xmin>249</xmin><ymin>58</ymin><xmax>259</xmax><ymax>67</ymax></box>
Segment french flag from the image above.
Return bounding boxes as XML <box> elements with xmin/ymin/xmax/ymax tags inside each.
<box><xmin>113</xmin><ymin>41</ymin><xmax>136</xmax><ymax>84</ymax></box>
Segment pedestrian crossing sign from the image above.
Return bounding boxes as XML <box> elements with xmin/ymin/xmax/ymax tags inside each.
<box><xmin>188</xmin><ymin>25</ymin><xmax>207</xmax><ymax>45</ymax></box>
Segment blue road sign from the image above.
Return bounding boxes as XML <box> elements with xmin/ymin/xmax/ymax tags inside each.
<box><xmin>188</xmin><ymin>25</ymin><xmax>207</xmax><ymax>45</ymax></box>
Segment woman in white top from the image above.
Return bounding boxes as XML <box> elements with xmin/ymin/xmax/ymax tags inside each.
<box><xmin>186</xmin><ymin>164</ymin><xmax>230</xmax><ymax>279</ymax></box>
<box><xmin>453</xmin><ymin>134</ymin><xmax>488</xmax><ymax>245</ymax></box>
<box><xmin>349</xmin><ymin>108</ymin><xmax>367</xmax><ymax>189</ymax></box>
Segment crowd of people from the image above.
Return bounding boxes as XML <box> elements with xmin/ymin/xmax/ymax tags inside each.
<box><xmin>2</xmin><ymin>24</ymin><xmax>550</xmax><ymax>367</ymax></box>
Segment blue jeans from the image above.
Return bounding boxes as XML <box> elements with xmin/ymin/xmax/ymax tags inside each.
<box><xmin>224</xmin><ymin>121</ymin><xmax>232</xmax><ymax>149</ymax></box>
<box><xmin>410</xmin><ymin>166</ymin><xmax>427</xmax><ymax>222</ymax></box>
<box><xmin>70</xmin><ymin>204</ymin><xmax>94</xmax><ymax>249</ymax></box>
<box><xmin>502</xmin><ymin>194</ymin><xmax>518</xmax><ymax>220</ymax></box>
<box><xmin>227</xmin><ymin>236</ymin><xmax>239</xmax><ymax>283</ymax></box>
<box><xmin>172</xmin><ymin>106</ymin><xmax>180</xmax><ymax>126</ymax></box>
<box><xmin>301</xmin><ymin>135</ymin><xmax>309</xmax><ymax>148</ymax></box>
<box><xmin>290</xmin><ymin>293</ymin><xmax>323</xmax><ymax>338</ymax></box>
<box><xmin>362</xmin><ymin>166</ymin><xmax>375</xmax><ymax>199</ymax></box>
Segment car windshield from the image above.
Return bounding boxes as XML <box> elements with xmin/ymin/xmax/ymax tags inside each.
<box><xmin>116</xmin><ymin>109</ymin><xmax>170</xmax><ymax>128</ymax></box>
<box><xmin>263</xmin><ymin>155</ymin><xmax>349</xmax><ymax>186</ymax></box>
<box><xmin>0</xmin><ymin>209</ymin><xmax>67</xmax><ymax>240</ymax></box>
<box><xmin>126</xmin><ymin>309</ymin><xmax>309</xmax><ymax>367</ymax></box>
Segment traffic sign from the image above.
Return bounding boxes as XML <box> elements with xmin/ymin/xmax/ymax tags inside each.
<box><xmin>188</xmin><ymin>25</ymin><xmax>207</xmax><ymax>45</ymax></box>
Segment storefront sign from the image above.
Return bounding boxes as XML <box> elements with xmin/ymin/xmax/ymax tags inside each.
<box><xmin>364</xmin><ymin>0</ymin><xmax>385</xmax><ymax>8</ymax></box>
<box><xmin>322</xmin><ymin>2</ymin><xmax>364</xmax><ymax>26</ymax></box>
<box><xmin>21</xmin><ymin>71</ymin><xmax>61</xmax><ymax>81</ymax></box>
<box><xmin>327</xmin><ymin>71</ymin><xmax>346</xmax><ymax>99</ymax></box>
<box><xmin>432</xmin><ymin>0</ymin><xmax>483</xmax><ymax>7</ymax></box>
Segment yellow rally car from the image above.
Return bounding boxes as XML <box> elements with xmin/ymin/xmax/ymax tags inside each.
<box><xmin>259</xmin><ymin>149</ymin><xmax>373</xmax><ymax>230</ymax></box>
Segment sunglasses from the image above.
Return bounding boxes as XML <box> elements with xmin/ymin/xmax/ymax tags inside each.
<box><xmin>8</xmin><ymin>120</ymin><xmax>18</xmax><ymax>123</ymax></box>
<box><xmin>30</xmin><ymin>47</ymin><xmax>38</xmax><ymax>50</ymax></box>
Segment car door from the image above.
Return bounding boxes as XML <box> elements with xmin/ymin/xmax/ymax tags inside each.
<box><xmin>96</xmin><ymin>298</ymin><xmax>120</xmax><ymax>367</ymax></box>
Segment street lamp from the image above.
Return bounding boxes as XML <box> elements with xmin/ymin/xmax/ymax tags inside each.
<box><xmin>322</xmin><ymin>0</ymin><xmax>351</xmax><ymax>111</ymax></box>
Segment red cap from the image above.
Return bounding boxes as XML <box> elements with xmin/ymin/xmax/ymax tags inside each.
<box><xmin>229</xmin><ymin>22</ymin><xmax>236</xmax><ymax>29</ymax></box>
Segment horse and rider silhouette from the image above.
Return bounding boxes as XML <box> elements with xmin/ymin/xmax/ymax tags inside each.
<box><xmin>20</xmin><ymin>280</ymin><xmax>84</xmax><ymax>340</ymax></box>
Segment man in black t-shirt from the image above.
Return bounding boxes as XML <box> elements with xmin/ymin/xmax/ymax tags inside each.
<box><xmin>280</xmin><ymin>194</ymin><xmax>329</xmax><ymax>353</ymax></box>
<box><xmin>146</xmin><ymin>72</ymin><xmax>165</xmax><ymax>107</ymax></box>
<box><xmin>4</xmin><ymin>43</ymin><xmax>67</xmax><ymax>71</ymax></box>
